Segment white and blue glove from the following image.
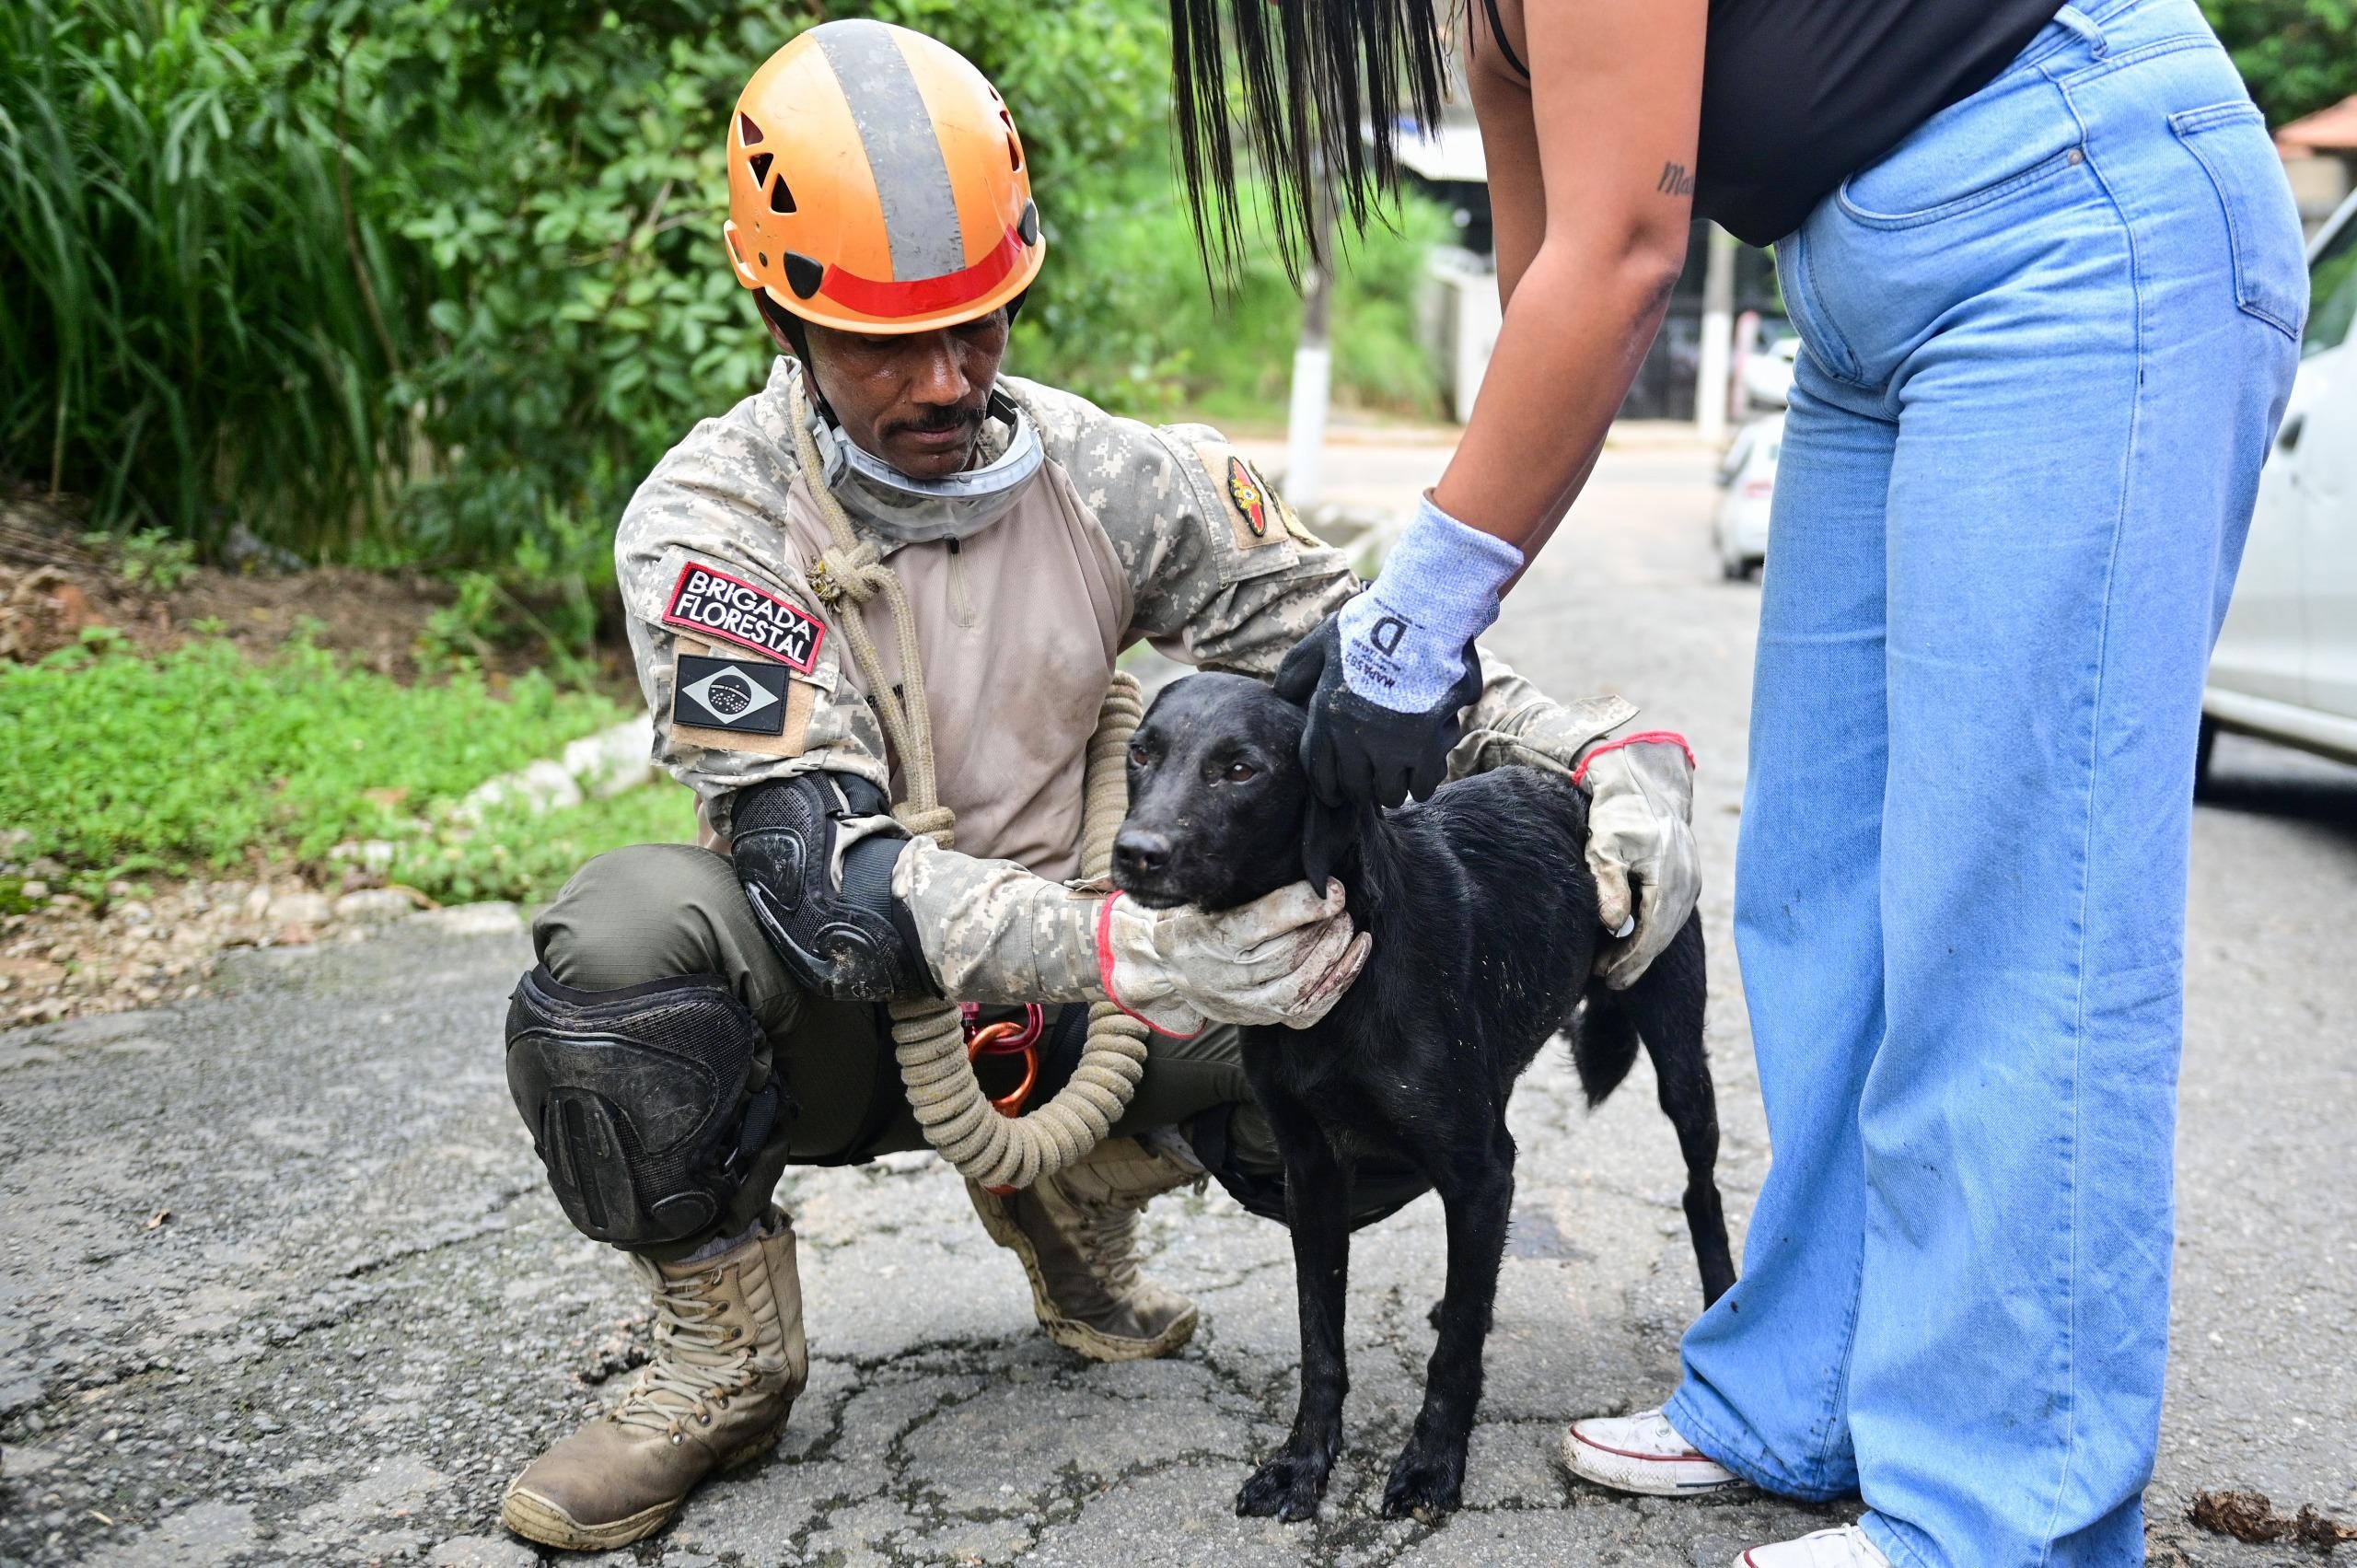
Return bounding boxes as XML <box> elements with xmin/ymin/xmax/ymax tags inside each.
<box><xmin>1275</xmin><ymin>494</ymin><xmax>1522</xmax><ymax>824</ymax></box>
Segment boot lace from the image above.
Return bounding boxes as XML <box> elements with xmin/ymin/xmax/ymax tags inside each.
<box><xmin>1080</xmin><ymin>1199</ymin><xmax>1145</xmax><ymax>1295</ymax></box>
<box><xmin>609</xmin><ymin>1260</ymin><xmax>759</xmax><ymax>1442</ymax></box>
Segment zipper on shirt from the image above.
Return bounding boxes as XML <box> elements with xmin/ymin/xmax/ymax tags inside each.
<box><xmin>946</xmin><ymin>536</ymin><xmax>977</xmax><ymax>628</ymax></box>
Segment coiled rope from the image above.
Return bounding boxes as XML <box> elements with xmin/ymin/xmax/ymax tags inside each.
<box><xmin>790</xmin><ymin>380</ymin><xmax>1148</xmax><ymax>1191</ymax></box>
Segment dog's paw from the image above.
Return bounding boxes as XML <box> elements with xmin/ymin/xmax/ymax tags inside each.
<box><xmin>1378</xmin><ymin>1443</ymin><xmax>1466</xmax><ymax>1522</ymax></box>
<box><xmin>1236</xmin><ymin>1450</ymin><xmax>1330</xmax><ymax>1522</ymax></box>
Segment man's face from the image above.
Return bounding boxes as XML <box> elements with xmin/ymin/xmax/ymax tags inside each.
<box><xmin>782</xmin><ymin>312</ymin><xmax>1009</xmax><ymax>481</ymax></box>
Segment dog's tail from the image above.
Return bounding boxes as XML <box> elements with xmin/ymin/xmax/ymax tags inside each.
<box><xmin>1570</xmin><ymin>912</ymin><xmax>1710</xmax><ymax>1109</ymax></box>
<box><xmin>1569</xmin><ymin>990</ymin><xmax>1643</xmax><ymax>1108</ymax></box>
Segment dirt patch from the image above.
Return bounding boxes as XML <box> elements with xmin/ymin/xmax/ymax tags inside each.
<box><xmin>2</xmin><ymin>495</ymin><xmax>628</xmax><ymax>685</ymax></box>
<box><xmin>2189</xmin><ymin>1489</ymin><xmax>2354</xmax><ymax>1550</ymax></box>
<box><xmin>0</xmin><ymin>518</ymin><xmax>151</xmax><ymax>663</ymax></box>
<box><xmin>3</xmin><ymin>499</ymin><xmax>459</xmax><ymax>676</ymax></box>
<box><xmin>161</xmin><ymin>564</ymin><xmax>466</xmax><ymax>679</ymax></box>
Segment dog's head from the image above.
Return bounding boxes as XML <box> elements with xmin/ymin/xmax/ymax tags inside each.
<box><xmin>1110</xmin><ymin>673</ymin><xmax>1314</xmax><ymax>912</ymax></box>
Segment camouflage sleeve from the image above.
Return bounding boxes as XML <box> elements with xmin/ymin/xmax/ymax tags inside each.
<box><xmin>1010</xmin><ymin>378</ymin><xmax>1358</xmax><ymax>679</ymax></box>
<box><xmin>889</xmin><ymin>839</ymin><xmax>1104</xmax><ymax>1005</ymax></box>
<box><xmin>1449</xmin><ymin>649</ymin><xmax>1641</xmax><ymax>782</ymax></box>
<box><xmin>613</xmin><ymin>392</ymin><xmax>890</xmax><ymax>842</ymax></box>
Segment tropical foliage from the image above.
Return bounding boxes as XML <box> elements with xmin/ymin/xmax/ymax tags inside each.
<box><xmin>2202</xmin><ymin>0</ymin><xmax>2357</xmax><ymax>127</ymax></box>
<box><xmin>0</xmin><ymin>0</ymin><xmax>1443</xmax><ymax>604</ymax></box>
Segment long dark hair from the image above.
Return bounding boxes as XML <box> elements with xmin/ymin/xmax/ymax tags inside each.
<box><xmin>1168</xmin><ymin>0</ymin><xmax>1451</xmax><ymax>278</ymax></box>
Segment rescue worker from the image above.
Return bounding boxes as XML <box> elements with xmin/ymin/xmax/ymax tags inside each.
<box><xmin>495</xmin><ymin>20</ymin><xmax>1702</xmax><ymax>1551</ymax></box>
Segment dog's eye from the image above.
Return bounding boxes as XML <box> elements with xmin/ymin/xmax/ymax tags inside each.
<box><xmin>1128</xmin><ymin>743</ymin><xmax>1152</xmax><ymax>769</ymax></box>
<box><xmin>1223</xmin><ymin>761</ymin><xmax>1258</xmax><ymax>784</ymax></box>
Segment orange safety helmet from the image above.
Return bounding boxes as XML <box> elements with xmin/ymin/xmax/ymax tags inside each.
<box><xmin>724</xmin><ymin>21</ymin><xmax>1044</xmax><ymax>335</ymax></box>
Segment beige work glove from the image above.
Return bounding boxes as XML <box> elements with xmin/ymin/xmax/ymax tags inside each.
<box><xmin>1572</xmin><ymin>732</ymin><xmax>1701</xmax><ymax>989</ymax></box>
<box><xmin>1097</xmin><ymin>880</ymin><xmax>1372</xmax><ymax>1037</ymax></box>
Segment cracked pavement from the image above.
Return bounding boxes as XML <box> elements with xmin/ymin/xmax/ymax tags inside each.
<box><xmin>3</xmin><ymin>439</ymin><xmax>2351</xmax><ymax>1567</ymax></box>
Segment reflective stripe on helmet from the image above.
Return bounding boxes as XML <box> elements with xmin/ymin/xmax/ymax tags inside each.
<box><xmin>810</xmin><ymin>21</ymin><xmax>968</xmax><ymax>283</ymax></box>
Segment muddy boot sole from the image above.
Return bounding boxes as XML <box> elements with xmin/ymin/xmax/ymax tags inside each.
<box><xmin>501</xmin><ymin>1486</ymin><xmax>680</xmax><ymax>1552</ymax></box>
<box><xmin>499</xmin><ymin>1423</ymin><xmax>785</xmax><ymax>1551</ymax></box>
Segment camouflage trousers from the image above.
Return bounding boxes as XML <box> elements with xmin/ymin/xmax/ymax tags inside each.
<box><xmin>532</xmin><ymin>843</ymin><xmax>1342</xmax><ymax>1261</ymax></box>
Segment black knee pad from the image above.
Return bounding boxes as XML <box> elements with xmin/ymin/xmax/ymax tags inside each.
<box><xmin>505</xmin><ymin>967</ymin><xmax>786</xmax><ymax>1248</ymax></box>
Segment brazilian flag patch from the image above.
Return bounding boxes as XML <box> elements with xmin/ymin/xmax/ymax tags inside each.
<box><xmin>674</xmin><ymin>654</ymin><xmax>790</xmax><ymax>735</ymax></box>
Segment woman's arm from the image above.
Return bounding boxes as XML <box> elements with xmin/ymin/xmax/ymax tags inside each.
<box><xmin>1441</xmin><ymin>0</ymin><xmax>1708</xmax><ymax>568</ymax></box>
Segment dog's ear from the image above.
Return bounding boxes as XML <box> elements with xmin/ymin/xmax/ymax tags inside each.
<box><xmin>1301</xmin><ymin>797</ymin><xmax>1372</xmax><ymax>891</ymax></box>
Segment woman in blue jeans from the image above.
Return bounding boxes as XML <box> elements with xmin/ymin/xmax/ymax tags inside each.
<box><xmin>1167</xmin><ymin>0</ymin><xmax>2303</xmax><ymax>1562</ymax></box>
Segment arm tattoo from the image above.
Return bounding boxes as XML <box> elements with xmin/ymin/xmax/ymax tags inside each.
<box><xmin>1656</xmin><ymin>160</ymin><xmax>1696</xmax><ymax>198</ymax></box>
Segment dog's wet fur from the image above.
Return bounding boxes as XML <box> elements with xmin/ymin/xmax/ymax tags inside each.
<box><xmin>1112</xmin><ymin>672</ymin><xmax>1736</xmax><ymax>1523</ymax></box>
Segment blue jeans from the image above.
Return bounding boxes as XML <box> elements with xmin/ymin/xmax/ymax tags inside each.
<box><xmin>1664</xmin><ymin>3</ymin><xmax>2303</xmax><ymax>1564</ymax></box>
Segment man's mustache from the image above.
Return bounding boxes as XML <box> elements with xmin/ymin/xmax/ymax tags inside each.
<box><xmin>888</xmin><ymin>403</ymin><xmax>984</xmax><ymax>438</ymax></box>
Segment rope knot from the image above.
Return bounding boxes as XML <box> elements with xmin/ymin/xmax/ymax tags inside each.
<box><xmin>810</xmin><ymin>540</ymin><xmax>885</xmax><ymax>608</ymax></box>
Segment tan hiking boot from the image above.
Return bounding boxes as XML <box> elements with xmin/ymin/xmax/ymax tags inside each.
<box><xmin>967</xmin><ymin>1135</ymin><xmax>1203</xmax><ymax>1362</ymax></box>
<box><xmin>501</xmin><ymin>1211</ymin><xmax>807</xmax><ymax>1551</ymax></box>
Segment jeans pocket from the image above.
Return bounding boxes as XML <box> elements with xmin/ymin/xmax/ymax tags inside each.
<box><xmin>1773</xmin><ymin>224</ymin><xmax>1863</xmax><ymax>385</ymax></box>
<box><xmin>2171</xmin><ymin>100</ymin><xmax>2309</xmax><ymax>341</ymax></box>
<box><xmin>1836</xmin><ymin>144</ymin><xmax>2084</xmax><ymax>231</ymax></box>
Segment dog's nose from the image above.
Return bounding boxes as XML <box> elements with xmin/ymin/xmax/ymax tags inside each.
<box><xmin>1112</xmin><ymin>827</ymin><xmax>1172</xmax><ymax>882</ymax></box>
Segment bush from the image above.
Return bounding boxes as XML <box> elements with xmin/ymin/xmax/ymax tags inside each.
<box><xmin>1019</xmin><ymin>159</ymin><xmax>1452</xmax><ymax>423</ymax></box>
<box><xmin>0</xmin><ymin>0</ymin><xmax>404</xmax><ymax>549</ymax></box>
<box><xmin>2</xmin><ymin>0</ymin><xmax>1448</xmax><ymax>608</ymax></box>
<box><xmin>2201</xmin><ymin>0</ymin><xmax>2357</xmax><ymax>125</ymax></box>
<box><xmin>389</xmin><ymin>784</ymin><xmax>698</xmax><ymax>907</ymax></box>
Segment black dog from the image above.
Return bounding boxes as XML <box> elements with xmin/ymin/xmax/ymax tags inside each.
<box><xmin>1110</xmin><ymin>672</ymin><xmax>1736</xmax><ymax>1523</ymax></box>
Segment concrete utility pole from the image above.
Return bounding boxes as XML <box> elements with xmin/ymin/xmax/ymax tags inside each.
<box><xmin>1695</xmin><ymin>223</ymin><xmax>1736</xmax><ymax>442</ymax></box>
<box><xmin>1283</xmin><ymin>186</ymin><xmax>1337</xmax><ymax>509</ymax></box>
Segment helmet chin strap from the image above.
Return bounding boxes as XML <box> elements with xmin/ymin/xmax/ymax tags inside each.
<box><xmin>802</xmin><ymin>376</ymin><xmax>1044</xmax><ymax>545</ymax></box>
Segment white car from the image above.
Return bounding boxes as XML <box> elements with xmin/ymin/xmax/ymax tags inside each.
<box><xmin>2202</xmin><ymin>188</ymin><xmax>2357</xmax><ymax>784</ymax></box>
<box><xmin>1742</xmin><ymin>334</ymin><xmax>1801</xmax><ymax>411</ymax></box>
<box><xmin>1713</xmin><ymin>413</ymin><xmax>1781</xmax><ymax>580</ymax></box>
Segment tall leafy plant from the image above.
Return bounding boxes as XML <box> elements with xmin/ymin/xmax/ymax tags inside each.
<box><xmin>0</xmin><ymin>0</ymin><xmax>404</xmax><ymax>552</ymax></box>
<box><xmin>3</xmin><ymin>0</ymin><xmax>1445</xmax><ymax>612</ymax></box>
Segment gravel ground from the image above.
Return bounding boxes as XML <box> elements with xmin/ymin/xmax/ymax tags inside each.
<box><xmin>1</xmin><ymin>441</ymin><xmax>2350</xmax><ymax>1568</ymax></box>
<box><xmin>0</xmin><ymin>866</ymin><xmax>430</xmax><ymax>1031</ymax></box>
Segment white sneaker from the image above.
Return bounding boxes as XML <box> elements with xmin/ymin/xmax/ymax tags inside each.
<box><xmin>1734</xmin><ymin>1526</ymin><xmax>1892</xmax><ymax>1567</ymax></box>
<box><xmin>1562</xmin><ymin>1408</ymin><xmax>1745</xmax><ymax>1495</ymax></box>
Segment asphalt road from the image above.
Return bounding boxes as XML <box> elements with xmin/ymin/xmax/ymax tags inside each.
<box><xmin>3</xmin><ymin>438</ymin><xmax>2351</xmax><ymax>1568</ymax></box>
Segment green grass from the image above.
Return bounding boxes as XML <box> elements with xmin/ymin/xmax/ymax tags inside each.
<box><xmin>0</xmin><ymin>632</ymin><xmax>691</xmax><ymax>903</ymax></box>
<box><xmin>389</xmin><ymin>783</ymin><xmax>698</xmax><ymax>907</ymax></box>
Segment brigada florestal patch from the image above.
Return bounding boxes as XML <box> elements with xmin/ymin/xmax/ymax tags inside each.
<box><xmin>674</xmin><ymin>654</ymin><xmax>790</xmax><ymax>735</ymax></box>
<box><xmin>663</xmin><ymin>562</ymin><xmax>825</xmax><ymax>672</ymax></box>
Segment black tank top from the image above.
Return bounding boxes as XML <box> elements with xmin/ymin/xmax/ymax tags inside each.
<box><xmin>1479</xmin><ymin>0</ymin><xmax>2068</xmax><ymax>247</ymax></box>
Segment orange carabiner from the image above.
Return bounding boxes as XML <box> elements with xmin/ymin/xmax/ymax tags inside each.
<box><xmin>965</xmin><ymin>1019</ymin><xmax>1039</xmax><ymax>1120</ymax></box>
<box><xmin>961</xmin><ymin>1005</ymin><xmax>1045</xmax><ymax>1194</ymax></box>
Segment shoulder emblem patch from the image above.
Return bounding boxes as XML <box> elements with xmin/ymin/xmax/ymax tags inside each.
<box><xmin>674</xmin><ymin>654</ymin><xmax>788</xmax><ymax>735</ymax></box>
<box><xmin>663</xmin><ymin>562</ymin><xmax>825</xmax><ymax>672</ymax></box>
<box><xmin>1226</xmin><ymin>457</ymin><xmax>1271</xmax><ymax>541</ymax></box>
